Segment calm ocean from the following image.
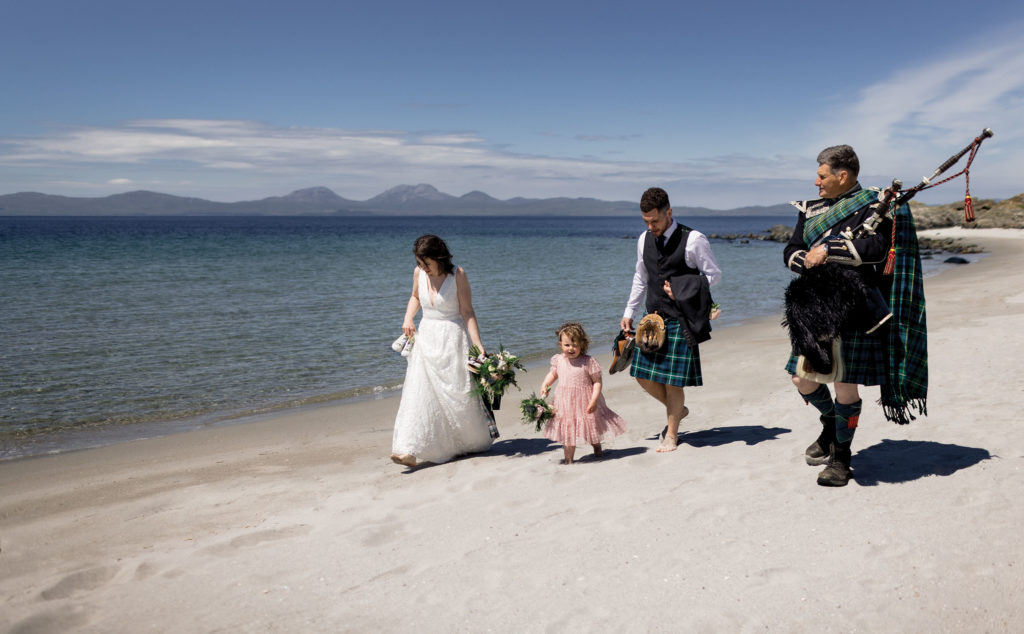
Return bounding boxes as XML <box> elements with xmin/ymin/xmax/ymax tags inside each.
<box><xmin>0</xmin><ymin>214</ymin><xmax>965</xmax><ymax>459</ymax></box>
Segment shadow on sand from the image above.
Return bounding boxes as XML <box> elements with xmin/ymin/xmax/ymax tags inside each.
<box><xmin>852</xmin><ymin>438</ymin><xmax>992</xmax><ymax>486</ymax></box>
<box><xmin>488</xmin><ymin>437</ymin><xmax>560</xmax><ymax>457</ymax></box>
<box><xmin>396</xmin><ymin>437</ymin><xmax>648</xmax><ymax>472</ymax></box>
<box><xmin>652</xmin><ymin>425</ymin><xmax>792</xmax><ymax>448</ymax></box>
<box><xmin>577</xmin><ymin>446</ymin><xmax>648</xmax><ymax>462</ymax></box>
<box><xmin>487</xmin><ymin>438</ymin><xmax>648</xmax><ymax>462</ymax></box>
<box><xmin>394</xmin><ymin>438</ymin><xmax>558</xmax><ymax>472</ymax></box>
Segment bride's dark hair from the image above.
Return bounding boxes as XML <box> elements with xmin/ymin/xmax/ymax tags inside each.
<box><xmin>413</xmin><ymin>234</ymin><xmax>455</xmax><ymax>275</ymax></box>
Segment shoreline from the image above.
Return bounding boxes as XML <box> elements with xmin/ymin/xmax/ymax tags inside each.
<box><xmin>2</xmin><ymin>229</ymin><xmax>1022</xmax><ymax>630</ymax></box>
<box><xmin>0</xmin><ymin>319</ymin><xmax>764</xmax><ymax>463</ymax></box>
<box><xmin>0</xmin><ymin>227</ymin><xmax>997</xmax><ymax>463</ymax></box>
<box><xmin>0</xmin><ymin>306</ymin><xmax>793</xmax><ymax>465</ymax></box>
<box><xmin>0</xmin><ymin>224</ymin><xmax>993</xmax><ymax>463</ymax></box>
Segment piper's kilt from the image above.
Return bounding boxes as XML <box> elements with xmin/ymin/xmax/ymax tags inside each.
<box><xmin>630</xmin><ymin>319</ymin><xmax>702</xmax><ymax>387</ymax></box>
<box><xmin>784</xmin><ymin>326</ymin><xmax>886</xmax><ymax>386</ymax></box>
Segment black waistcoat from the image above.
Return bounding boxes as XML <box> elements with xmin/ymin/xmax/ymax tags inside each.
<box><xmin>643</xmin><ymin>224</ymin><xmax>699</xmax><ymax>320</ymax></box>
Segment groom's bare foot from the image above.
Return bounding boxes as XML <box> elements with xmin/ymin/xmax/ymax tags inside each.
<box><xmin>656</xmin><ymin>406</ymin><xmax>689</xmax><ymax>452</ymax></box>
<box><xmin>390</xmin><ymin>453</ymin><xmax>417</xmax><ymax>467</ymax></box>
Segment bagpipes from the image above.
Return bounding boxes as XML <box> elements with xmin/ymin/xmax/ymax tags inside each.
<box><xmin>785</xmin><ymin>129</ymin><xmax>994</xmax><ymax>377</ymax></box>
<box><xmin>853</xmin><ymin>127</ymin><xmax>993</xmax><ymax>258</ymax></box>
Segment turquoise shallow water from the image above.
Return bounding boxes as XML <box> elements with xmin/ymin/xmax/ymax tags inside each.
<box><xmin>1</xmin><ymin>214</ymin><xmax>969</xmax><ymax>459</ymax></box>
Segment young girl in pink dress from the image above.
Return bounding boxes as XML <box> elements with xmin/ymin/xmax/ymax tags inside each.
<box><xmin>540</xmin><ymin>322</ymin><xmax>627</xmax><ymax>464</ymax></box>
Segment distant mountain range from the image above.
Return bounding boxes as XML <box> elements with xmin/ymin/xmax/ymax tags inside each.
<box><xmin>0</xmin><ymin>184</ymin><xmax>794</xmax><ymax>217</ymax></box>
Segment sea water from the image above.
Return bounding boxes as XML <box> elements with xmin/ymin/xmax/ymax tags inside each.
<box><xmin>0</xmin><ymin>215</ymin><xmax>972</xmax><ymax>459</ymax></box>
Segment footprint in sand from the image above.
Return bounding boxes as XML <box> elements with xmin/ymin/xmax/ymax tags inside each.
<box><xmin>359</xmin><ymin>516</ymin><xmax>408</xmax><ymax>547</ymax></box>
<box><xmin>202</xmin><ymin>524</ymin><xmax>312</xmax><ymax>556</ymax></box>
<box><xmin>134</xmin><ymin>561</ymin><xmax>158</xmax><ymax>581</ymax></box>
<box><xmin>10</xmin><ymin>606</ymin><xmax>91</xmax><ymax>633</ymax></box>
<box><xmin>39</xmin><ymin>565</ymin><xmax>118</xmax><ymax>601</ymax></box>
<box><xmin>229</xmin><ymin>524</ymin><xmax>311</xmax><ymax>549</ymax></box>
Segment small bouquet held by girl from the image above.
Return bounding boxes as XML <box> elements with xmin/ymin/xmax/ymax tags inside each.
<box><xmin>520</xmin><ymin>393</ymin><xmax>556</xmax><ymax>432</ymax></box>
<box><xmin>539</xmin><ymin>322</ymin><xmax>627</xmax><ymax>465</ymax></box>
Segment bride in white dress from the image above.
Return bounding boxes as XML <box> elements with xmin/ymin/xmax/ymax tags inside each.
<box><xmin>391</xmin><ymin>235</ymin><xmax>494</xmax><ymax>467</ymax></box>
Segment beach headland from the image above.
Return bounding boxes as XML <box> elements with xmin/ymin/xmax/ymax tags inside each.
<box><xmin>1</xmin><ymin>228</ymin><xmax>1022</xmax><ymax>632</ymax></box>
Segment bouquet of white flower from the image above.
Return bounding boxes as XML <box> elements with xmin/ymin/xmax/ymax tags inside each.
<box><xmin>519</xmin><ymin>393</ymin><xmax>555</xmax><ymax>432</ymax></box>
<box><xmin>467</xmin><ymin>345</ymin><xmax>524</xmax><ymax>410</ymax></box>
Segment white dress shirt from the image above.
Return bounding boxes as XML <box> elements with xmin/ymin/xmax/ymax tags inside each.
<box><xmin>623</xmin><ymin>220</ymin><xmax>722</xmax><ymax>320</ymax></box>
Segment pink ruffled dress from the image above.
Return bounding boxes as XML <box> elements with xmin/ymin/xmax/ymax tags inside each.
<box><xmin>544</xmin><ymin>354</ymin><xmax>627</xmax><ymax>445</ymax></box>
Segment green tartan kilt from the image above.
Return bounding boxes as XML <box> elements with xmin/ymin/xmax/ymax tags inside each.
<box><xmin>784</xmin><ymin>326</ymin><xmax>886</xmax><ymax>386</ymax></box>
<box><xmin>630</xmin><ymin>319</ymin><xmax>703</xmax><ymax>387</ymax></box>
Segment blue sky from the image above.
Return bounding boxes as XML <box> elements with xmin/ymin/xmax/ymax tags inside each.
<box><xmin>2</xmin><ymin>0</ymin><xmax>1022</xmax><ymax>208</ymax></box>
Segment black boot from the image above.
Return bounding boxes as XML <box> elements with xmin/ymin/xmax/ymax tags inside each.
<box><xmin>804</xmin><ymin>414</ymin><xmax>836</xmax><ymax>466</ymax></box>
<box><xmin>817</xmin><ymin>441</ymin><xmax>852</xmax><ymax>487</ymax></box>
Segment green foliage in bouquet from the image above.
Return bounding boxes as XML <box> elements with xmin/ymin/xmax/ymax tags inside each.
<box><xmin>519</xmin><ymin>393</ymin><xmax>555</xmax><ymax>432</ymax></box>
<box><xmin>467</xmin><ymin>345</ymin><xmax>525</xmax><ymax>409</ymax></box>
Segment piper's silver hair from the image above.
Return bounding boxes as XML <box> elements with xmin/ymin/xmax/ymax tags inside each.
<box><xmin>816</xmin><ymin>145</ymin><xmax>860</xmax><ymax>178</ymax></box>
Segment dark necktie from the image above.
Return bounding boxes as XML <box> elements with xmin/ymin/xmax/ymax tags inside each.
<box><xmin>656</xmin><ymin>235</ymin><xmax>666</xmax><ymax>251</ymax></box>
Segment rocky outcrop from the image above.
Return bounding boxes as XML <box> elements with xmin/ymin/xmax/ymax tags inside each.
<box><xmin>911</xmin><ymin>193</ymin><xmax>1024</xmax><ymax>229</ymax></box>
<box><xmin>707</xmin><ymin>224</ymin><xmax>794</xmax><ymax>242</ymax></box>
<box><xmin>749</xmin><ymin>224</ymin><xmax>983</xmax><ymax>254</ymax></box>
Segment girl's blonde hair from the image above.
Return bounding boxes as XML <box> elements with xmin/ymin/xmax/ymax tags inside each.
<box><xmin>555</xmin><ymin>321</ymin><xmax>590</xmax><ymax>355</ymax></box>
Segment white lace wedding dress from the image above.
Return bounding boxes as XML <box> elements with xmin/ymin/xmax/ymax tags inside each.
<box><xmin>392</xmin><ymin>267</ymin><xmax>493</xmax><ymax>464</ymax></box>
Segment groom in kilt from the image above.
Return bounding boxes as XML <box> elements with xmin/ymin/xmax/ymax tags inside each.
<box><xmin>783</xmin><ymin>145</ymin><xmax>928</xmax><ymax>487</ymax></box>
<box><xmin>621</xmin><ymin>187</ymin><xmax>722</xmax><ymax>453</ymax></box>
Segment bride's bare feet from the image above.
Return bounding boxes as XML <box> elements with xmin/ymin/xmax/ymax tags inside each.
<box><xmin>390</xmin><ymin>453</ymin><xmax>417</xmax><ymax>467</ymax></box>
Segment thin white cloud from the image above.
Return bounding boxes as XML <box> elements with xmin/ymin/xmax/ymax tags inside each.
<box><xmin>416</xmin><ymin>133</ymin><xmax>485</xmax><ymax>145</ymax></box>
<box><xmin>1</xmin><ymin>30</ymin><xmax>1021</xmax><ymax>207</ymax></box>
<box><xmin>0</xmin><ymin>119</ymin><xmax>676</xmax><ymax>198</ymax></box>
<box><xmin>811</xmin><ymin>36</ymin><xmax>1024</xmax><ymax>196</ymax></box>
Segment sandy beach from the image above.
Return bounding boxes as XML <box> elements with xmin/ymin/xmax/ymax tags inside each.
<box><xmin>2</xmin><ymin>227</ymin><xmax>1022</xmax><ymax>633</ymax></box>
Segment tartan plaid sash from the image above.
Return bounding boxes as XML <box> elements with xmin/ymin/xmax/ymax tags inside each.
<box><xmin>881</xmin><ymin>203</ymin><xmax>928</xmax><ymax>424</ymax></box>
<box><xmin>803</xmin><ymin>188</ymin><xmax>879</xmax><ymax>245</ymax></box>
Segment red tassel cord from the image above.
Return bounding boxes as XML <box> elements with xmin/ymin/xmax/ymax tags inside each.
<box><xmin>916</xmin><ymin>133</ymin><xmax>984</xmax><ymax>224</ymax></box>
<box><xmin>883</xmin><ymin>215</ymin><xmax>897</xmax><ymax>276</ymax></box>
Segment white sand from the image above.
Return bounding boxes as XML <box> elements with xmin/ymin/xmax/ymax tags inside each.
<box><xmin>920</xmin><ymin>226</ymin><xmax>1024</xmax><ymax>240</ymax></box>
<box><xmin>2</xmin><ymin>229</ymin><xmax>1022</xmax><ymax>632</ymax></box>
